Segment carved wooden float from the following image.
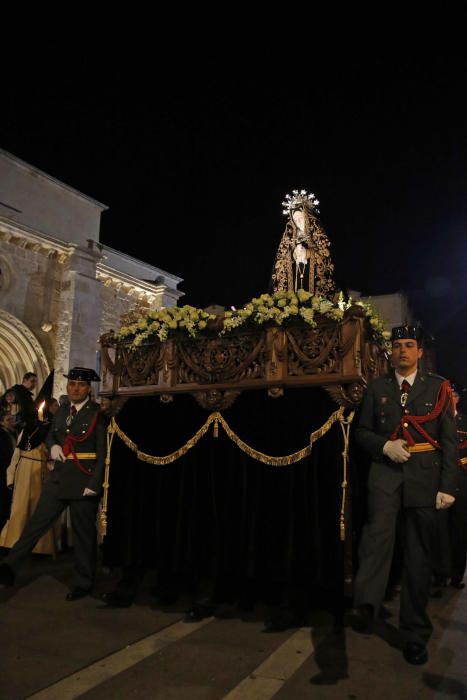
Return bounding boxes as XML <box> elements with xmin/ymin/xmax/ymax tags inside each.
<box><xmin>100</xmin><ymin>305</ymin><xmax>388</xmax><ymax>411</ymax></box>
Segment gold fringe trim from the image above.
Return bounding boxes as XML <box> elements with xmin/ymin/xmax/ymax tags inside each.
<box><xmin>103</xmin><ymin>406</ymin><xmax>353</xmax><ymax>540</ymax></box>
<box><xmin>110</xmin><ymin>406</ymin><xmax>346</xmax><ymax>467</ymax></box>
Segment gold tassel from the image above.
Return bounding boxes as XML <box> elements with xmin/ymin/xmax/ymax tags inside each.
<box><xmin>213</xmin><ymin>419</ymin><xmax>219</xmax><ymax>438</ymax></box>
<box><xmin>338</xmin><ymin>411</ymin><xmax>355</xmax><ymax>541</ymax></box>
<box><xmin>101</xmin><ymin>422</ymin><xmax>116</xmax><ymax>538</ymax></box>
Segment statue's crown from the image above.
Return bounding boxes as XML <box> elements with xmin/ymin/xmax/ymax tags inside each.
<box><xmin>282</xmin><ymin>190</ymin><xmax>319</xmax><ymax>216</ymax></box>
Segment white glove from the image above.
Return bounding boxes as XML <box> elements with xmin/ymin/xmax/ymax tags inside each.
<box><xmin>83</xmin><ymin>488</ymin><xmax>97</xmax><ymax>497</ymax></box>
<box><xmin>436</xmin><ymin>492</ymin><xmax>455</xmax><ymax>510</ymax></box>
<box><xmin>383</xmin><ymin>439</ymin><xmax>411</xmax><ymax>464</ymax></box>
<box><xmin>50</xmin><ymin>444</ymin><xmax>66</xmax><ymax>462</ymax></box>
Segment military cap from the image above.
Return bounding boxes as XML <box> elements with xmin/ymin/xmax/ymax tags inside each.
<box><xmin>390</xmin><ymin>325</ymin><xmax>424</xmax><ymax>343</ymax></box>
<box><xmin>63</xmin><ymin>367</ymin><xmax>100</xmax><ymax>382</ymax></box>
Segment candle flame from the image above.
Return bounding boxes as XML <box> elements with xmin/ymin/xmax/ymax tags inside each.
<box><xmin>38</xmin><ymin>401</ymin><xmax>46</xmax><ymax>421</ymax></box>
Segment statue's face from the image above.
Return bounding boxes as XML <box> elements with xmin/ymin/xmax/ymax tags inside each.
<box><xmin>292</xmin><ymin>209</ymin><xmax>306</xmax><ymax>232</ymax></box>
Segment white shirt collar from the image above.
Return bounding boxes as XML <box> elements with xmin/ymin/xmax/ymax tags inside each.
<box><xmin>395</xmin><ymin>369</ymin><xmax>417</xmax><ymax>388</ymax></box>
<box><xmin>71</xmin><ymin>398</ymin><xmax>90</xmax><ymax>413</ymax></box>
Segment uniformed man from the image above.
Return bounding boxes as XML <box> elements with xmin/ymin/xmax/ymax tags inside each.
<box><xmin>0</xmin><ymin>367</ymin><xmax>106</xmax><ymax>600</ymax></box>
<box><xmin>346</xmin><ymin>326</ymin><xmax>458</xmax><ymax>665</ymax></box>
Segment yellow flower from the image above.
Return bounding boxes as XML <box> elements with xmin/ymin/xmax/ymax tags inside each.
<box><xmin>168</xmin><ymin>320</ymin><xmax>177</xmax><ymax>329</ymax></box>
<box><xmin>198</xmin><ymin>320</ymin><xmax>207</xmax><ymax>330</ymax></box>
<box><xmin>296</xmin><ymin>289</ymin><xmax>311</xmax><ymax>303</ymax></box>
<box><xmin>289</xmin><ymin>305</ymin><xmax>299</xmax><ymax>315</ymax></box>
<box><xmin>277</xmin><ymin>298</ymin><xmax>287</xmax><ymax>308</ymax></box>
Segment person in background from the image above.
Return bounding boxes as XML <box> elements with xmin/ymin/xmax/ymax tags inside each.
<box><xmin>0</xmin><ymin>398</ymin><xmax>56</xmax><ymax>556</ymax></box>
<box><xmin>3</xmin><ymin>372</ymin><xmax>38</xmax><ymax>432</ymax></box>
<box><xmin>0</xmin><ymin>409</ymin><xmax>16</xmax><ymax>532</ymax></box>
<box><xmin>44</xmin><ymin>398</ymin><xmax>59</xmax><ymax>422</ymax></box>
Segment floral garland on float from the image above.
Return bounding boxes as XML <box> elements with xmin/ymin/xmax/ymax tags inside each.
<box><xmin>114</xmin><ymin>292</ymin><xmax>390</xmax><ymax>351</ymax></box>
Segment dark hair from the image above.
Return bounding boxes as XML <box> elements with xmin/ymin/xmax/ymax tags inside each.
<box><xmin>23</xmin><ymin>372</ymin><xmax>37</xmax><ymax>381</ymax></box>
<box><xmin>0</xmin><ymin>407</ymin><xmax>11</xmax><ymax>423</ymax></box>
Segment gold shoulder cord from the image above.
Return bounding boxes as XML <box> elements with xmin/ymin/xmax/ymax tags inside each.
<box><xmin>101</xmin><ymin>407</ymin><xmax>354</xmax><ymax>540</ymax></box>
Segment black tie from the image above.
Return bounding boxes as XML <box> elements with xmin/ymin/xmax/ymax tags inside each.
<box><xmin>70</xmin><ymin>405</ymin><xmax>77</xmax><ymax>417</ymax></box>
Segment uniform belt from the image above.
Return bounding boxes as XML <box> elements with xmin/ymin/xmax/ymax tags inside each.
<box><xmin>460</xmin><ymin>456</ymin><xmax>467</xmax><ymax>465</ymax></box>
<box><xmin>65</xmin><ymin>452</ymin><xmax>97</xmax><ymax>460</ymax></box>
<box><xmin>406</xmin><ymin>443</ymin><xmax>437</xmax><ymax>453</ymax></box>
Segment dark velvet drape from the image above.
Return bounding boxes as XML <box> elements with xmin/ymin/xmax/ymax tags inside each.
<box><xmin>102</xmin><ymin>388</ymin><xmax>357</xmax><ymax>604</ymax></box>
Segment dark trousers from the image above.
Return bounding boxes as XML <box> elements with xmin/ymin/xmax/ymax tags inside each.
<box><xmin>0</xmin><ymin>483</ymin><xmax>12</xmax><ymax>533</ymax></box>
<box><xmin>5</xmin><ymin>479</ymin><xmax>99</xmax><ymax>590</ymax></box>
<box><xmin>449</xmin><ymin>472</ymin><xmax>467</xmax><ymax>581</ymax></box>
<box><xmin>354</xmin><ymin>484</ymin><xmax>436</xmax><ymax>646</ymax></box>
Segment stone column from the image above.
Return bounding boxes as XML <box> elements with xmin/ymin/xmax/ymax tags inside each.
<box><xmin>53</xmin><ymin>243</ymin><xmax>103</xmax><ymax>398</ymax></box>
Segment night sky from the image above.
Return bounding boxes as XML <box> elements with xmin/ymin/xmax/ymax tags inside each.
<box><xmin>2</xmin><ymin>55</ymin><xmax>466</xmax><ymax>385</ymax></box>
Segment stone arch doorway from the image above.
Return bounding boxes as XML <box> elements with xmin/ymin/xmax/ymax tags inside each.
<box><xmin>0</xmin><ymin>309</ymin><xmax>50</xmax><ymax>395</ymax></box>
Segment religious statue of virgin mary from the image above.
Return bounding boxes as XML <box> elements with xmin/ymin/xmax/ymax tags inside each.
<box><xmin>271</xmin><ymin>190</ymin><xmax>335</xmax><ymax>296</ymax></box>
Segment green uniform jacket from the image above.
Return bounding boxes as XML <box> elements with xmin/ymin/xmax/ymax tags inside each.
<box><xmin>45</xmin><ymin>400</ymin><xmax>106</xmax><ymax>499</ymax></box>
<box><xmin>356</xmin><ymin>371</ymin><xmax>458</xmax><ymax>507</ymax></box>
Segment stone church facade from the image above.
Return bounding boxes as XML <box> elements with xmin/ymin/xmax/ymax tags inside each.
<box><xmin>0</xmin><ymin>150</ymin><xmax>183</xmax><ymax>398</ymax></box>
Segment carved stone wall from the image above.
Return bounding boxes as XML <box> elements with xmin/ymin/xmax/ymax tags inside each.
<box><xmin>0</xmin><ymin>226</ymin><xmax>180</xmax><ymax>399</ymax></box>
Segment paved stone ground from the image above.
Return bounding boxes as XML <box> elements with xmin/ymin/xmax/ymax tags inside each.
<box><xmin>0</xmin><ymin>553</ymin><xmax>466</xmax><ymax>699</ymax></box>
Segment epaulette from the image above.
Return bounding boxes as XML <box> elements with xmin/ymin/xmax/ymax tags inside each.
<box><xmin>426</xmin><ymin>371</ymin><xmax>448</xmax><ymax>382</ymax></box>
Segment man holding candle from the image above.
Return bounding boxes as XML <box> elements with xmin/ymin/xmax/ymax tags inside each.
<box><xmin>0</xmin><ymin>367</ymin><xmax>106</xmax><ymax>600</ymax></box>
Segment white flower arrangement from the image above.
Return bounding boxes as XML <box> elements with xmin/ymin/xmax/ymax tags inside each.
<box><xmin>116</xmin><ymin>305</ymin><xmax>215</xmax><ymax>348</ymax></box>
<box><xmin>115</xmin><ymin>294</ymin><xmax>389</xmax><ymax>351</ymax></box>
<box><xmin>350</xmin><ymin>298</ymin><xmax>392</xmax><ymax>349</ymax></box>
<box><xmin>221</xmin><ymin>289</ymin><xmax>345</xmax><ymax>335</ymax></box>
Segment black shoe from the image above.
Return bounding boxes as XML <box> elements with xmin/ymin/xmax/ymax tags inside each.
<box><xmin>433</xmin><ymin>575</ymin><xmax>448</xmax><ymax>587</ymax></box>
<box><xmin>403</xmin><ymin>642</ymin><xmax>428</xmax><ymax>665</ymax></box>
<box><xmin>451</xmin><ymin>578</ymin><xmax>465</xmax><ymax>590</ymax></box>
<box><xmin>0</xmin><ymin>563</ymin><xmax>15</xmax><ymax>587</ymax></box>
<box><xmin>345</xmin><ymin>604</ymin><xmax>374</xmax><ymax>634</ymax></box>
<box><xmin>263</xmin><ymin>609</ymin><xmax>304</xmax><ymax>633</ymax></box>
<box><xmin>66</xmin><ymin>587</ymin><xmax>92</xmax><ymax>601</ymax></box>
<box><xmin>184</xmin><ymin>603</ymin><xmax>214</xmax><ymax>622</ymax></box>
<box><xmin>97</xmin><ymin>591</ymin><xmax>133</xmax><ymax>609</ymax></box>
